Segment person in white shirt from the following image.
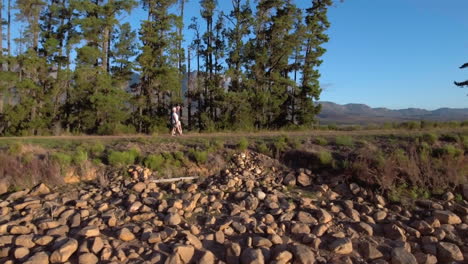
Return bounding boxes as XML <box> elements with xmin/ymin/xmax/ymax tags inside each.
<box><xmin>171</xmin><ymin>107</ymin><xmax>179</xmax><ymax>136</ymax></box>
<box><xmin>176</xmin><ymin>105</ymin><xmax>183</xmax><ymax>135</ymax></box>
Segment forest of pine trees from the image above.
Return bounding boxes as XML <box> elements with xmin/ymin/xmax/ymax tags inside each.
<box><xmin>0</xmin><ymin>0</ymin><xmax>333</xmax><ymax>136</ymax></box>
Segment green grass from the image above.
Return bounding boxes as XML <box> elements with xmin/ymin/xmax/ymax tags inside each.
<box><xmin>189</xmin><ymin>149</ymin><xmax>208</xmax><ymax>165</ymax></box>
<box><xmin>334</xmin><ymin>136</ymin><xmax>354</xmax><ymax>147</ymax></box>
<box><xmin>237</xmin><ymin>137</ymin><xmax>249</xmax><ymax>151</ymax></box>
<box><xmin>108</xmin><ymin>148</ymin><xmax>140</xmax><ymax>166</ymax></box>
<box><xmin>144</xmin><ymin>154</ymin><xmax>165</xmax><ymax>171</ymax></box>
<box><xmin>256</xmin><ymin>142</ymin><xmax>270</xmax><ymax>155</ymax></box>
<box><xmin>7</xmin><ymin>142</ymin><xmax>23</xmax><ymax>155</ymax></box>
<box><xmin>433</xmin><ymin>144</ymin><xmax>463</xmax><ymax>157</ymax></box>
<box><xmin>314</xmin><ymin>137</ymin><xmax>328</xmax><ymax>146</ymax></box>
<box><xmin>421</xmin><ymin>133</ymin><xmax>438</xmax><ymax>145</ymax></box>
<box><xmin>72</xmin><ymin>149</ymin><xmax>88</xmax><ymax>165</ymax></box>
<box><xmin>50</xmin><ymin>152</ymin><xmax>72</xmax><ymax>168</ymax></box>
<box><xmin>317</xmin><ymin>151</ymin><xmax>333</xmax><ymax>166</ymax></box>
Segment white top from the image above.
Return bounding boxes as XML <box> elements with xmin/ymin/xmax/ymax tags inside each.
<box><xmin>172</xmin><ymin>112</ymin><xmax>179</xmax><ymax>124</ymax></box>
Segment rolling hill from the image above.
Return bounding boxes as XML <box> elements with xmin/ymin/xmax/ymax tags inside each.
<box><xmin>317</xmin><ymin>102</ymin><xmax>468</xmax><ymax>124</ymax></box>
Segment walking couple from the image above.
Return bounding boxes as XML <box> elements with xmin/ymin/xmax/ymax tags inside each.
<box><xmin>171</xmin><ymin>106</ymin><xmax>183</xmax><ymax>136</ymax></box>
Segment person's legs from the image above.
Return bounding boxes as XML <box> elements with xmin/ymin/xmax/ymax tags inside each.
<box><xmin>176</xmin><ymin>121</ymin><xmax>183</xmax><ymax>135</ymax></box>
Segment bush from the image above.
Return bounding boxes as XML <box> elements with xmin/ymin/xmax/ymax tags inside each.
<box><xmin>72</xmin><ymin>150</ymin><xmax>88</xmax><ymax>165</ymax></box>
<box><xmin>189</xmin><ymin>149</ymin><xmax>208</xmax><ymax>165</ymax></box>
<box><xmin>317</xmin><ymin>151</ymin><xmax>333</xmax><ymax>166</ymax></box>
<box><xmin>108</xmin><ymin>148</ymin><xmax>140</xmax><ymax>166</ymax></box>
<box><xmin>273</xmin><ymin>136</ymin><xmax>288</xmax><ymax>155</ymax></box>
<box><xmin>440</xmin><ymin>134</ymin><xmax>459</xmax><ymax>143</ymax></box>
<box><xmin>288</xmin><ymin>138</ymin><xmax>301</xmax><ymax>149</ymax></box>
<box><xmin>50</xmin><ymin>152</ymin><xmax>72</xmax><ymax>168</ymax></box>
<box><xmin>144</xmin><ymin>154</ymin><xmax>165</xmax><ymax>171</ymax></box>
<box><xmin>462</xmin><ymin>136</ymin><xmax>468</xmax><ymax>150</ymax></box>
<box><xmin>237</xmin><ymin>137</ymin><xmax>249</xmax><ymax>151</ymax></box>
<box><xmin>315</xmin><ymin>137</ymin><xmax>328</xmax><ymax>146</ymax></box>
<box><xmin>421</xmin><ymin>133</ymin><xmax>438</xmax><ymax>145</ymax></box>
<box><xmin>257</xmin><ymin>142</ymin><xmax>270</xmax><ymax>155</ymax></box>
<box><xmin>433</xmin><ymin>145</ymin><xmax>463</xmax><ymax>157</ymax></box>
<box><xmin>335</xmin><ymin>136</ymin><xmax>354</xmax><ymax>147</ymax></box>
<box><xmin>8</xmin><ymin>142</ymin><xmax>23</xmax><ymax>155</ymax></box>
<box><xmin>89</xmin><ymin>142</ymin><xmax>105</xmax><ymax>156</ymax></box>
<box><xmin>173</xmin><ymin>151</ymin><xmax>185</xmax><ymax>161</ymax></box>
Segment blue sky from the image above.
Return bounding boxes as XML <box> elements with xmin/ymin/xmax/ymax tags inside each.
<box><xmin>124</xmin><ymin>0</ymin><xmax>468</xmax><ymax>110</ymax></box>
<box><xmin>8</xmin><ymin>0</ymin><xmax>468</xmax><ymax>110</ymax></box>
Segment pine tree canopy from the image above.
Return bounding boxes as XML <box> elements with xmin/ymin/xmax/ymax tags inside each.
<box><xmin>0</xmin><ymin>0</ymin><xmax>334</xmax><ymax>136</ymax></box>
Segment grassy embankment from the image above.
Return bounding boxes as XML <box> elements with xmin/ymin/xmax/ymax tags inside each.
<box><xmin>0</xmin><ymin>125</ymin><xmax>467</xmax><ymax>203</ymax></box>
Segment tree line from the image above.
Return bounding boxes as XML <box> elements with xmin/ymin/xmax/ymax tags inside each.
<box><xmin>0</xmin><ymin>0</ymin><xmax>333</xmax><ymax>136</ymax></box>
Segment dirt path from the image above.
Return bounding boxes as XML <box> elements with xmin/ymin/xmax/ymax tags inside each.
<box><xmin>0</xmin><ymin>127</ymin><xmax>467</xmax><ymax>141</ymax></box>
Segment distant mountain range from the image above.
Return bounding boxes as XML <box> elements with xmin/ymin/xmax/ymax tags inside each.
<box><xmin>317</xmin><ymin>102</ymin><xmax>468</xmax><ymax>124</ymax></box>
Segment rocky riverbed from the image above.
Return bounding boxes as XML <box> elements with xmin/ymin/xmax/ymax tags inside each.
<box><xmin>0</xmin><ymin>151</ymin><xmax>467</xmax><ymax>264</ymax></box>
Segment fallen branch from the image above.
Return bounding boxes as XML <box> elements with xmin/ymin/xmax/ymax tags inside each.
<box><xmin>150</xmin><ymin>176</ymin><xmax>199</xmax><ymax>183</ymax></box>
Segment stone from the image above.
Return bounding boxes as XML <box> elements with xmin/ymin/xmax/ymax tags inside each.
<box><xmin>199</xmin><ymin>250</ymin><xmax>215</xmax><ymax>264</ymax></box>
<box><xmin>24</xmin><ymin>252</ymin><xmax>49</xmax><ymax>264</ymax></box>
<box><xmin>119</xmin><ymin>228</ymin><xmax>135</xmax><ymax>241</ymax></box>
<box><xmin>317</xmin><ymin>209</ymin><xmax>333</xmax><ymax>224</ymax></box>
<box><xmin>291</xmin><ymin>223</ymin><xmax>310</xmax><ymax>235</ymax></box>
<box><xmin>79</xmin><ymin>253</ymin><xmax>99</xmax><ymax>264</ymax></box>
<box><xmin>78</xmin><ymin>226</ymin><xmax>100</xmax><ymax>237</ymax></box>
<box><xmin>297</xmin><ymin>172</ymin><xmax>312</xmax><ymax>187</ymax></box>
<box><xmin>291</xmin><ymin>244</ymin><xmax>315</xmax><ymax>264</ymax></box>
<box><xmin>359</xmin><ymin>242</ymin><xmax>383</xmax><ymax>260</ymax></box>
<box><xmin>183</xmin><ymin>232</ymin><xmax>202</xmax><ymax>249</ymax></box>
<box><xmin>414</xmin><ymin>253</ymin><xmax>437</xmax><ymax>264</ymax></box>
<box><xmin>240</xmin><ymin>248</ymin><xmax>264</xmax><ymax>264</ymax></box>
<box><xmin>330</xmin><ymin>238</ymin><xmax>353</xmax><ymax>255</ymax></box>
<box><xmin>257</xmin><ymin>191</ymin><xmax>266</xmax><ymax>200</ymax></box>
<box><xmin>91</xmin><ymin>237</ymin><xmax>104</xmax><ymax>254</ymax></box>
<box><xmin>273</xmin><ymin>250</ymin><xmax>293</xmax><ymax>264</ymax></box>
<box><xmin>437</xmin><ymin>242</ymin><xmax>463</xmax><ymax>262</ymax></box>
<box><xmin>15</xmin><ymin>234</ymin><xmax>35</xmax><ymax>248</ymax></box>
<box><xmin>174</xmin><ymin>245</ymin><xmax>195</xmax><ymax>263</ymax></box>
<box><xmin>50</xmin><ymin>238</ymin><xmax>78</xmax><ymax>263</ymax></box>
<box><xmin>14</xmin><ymin>247</ymin><xmax>30</xmax><ymax>260</ymax></box>
<box><xmin>29</xmin><ymin>183</ymin><xmax>50</xmax><ymax>196</ymax></box>
<box><xmin>252</xmin><ymin>236</ymin><xmax>272</xmax><ymax>248</ymax></box>
<box><xmin>433</xmin><ymin>210</ymin><xmax>462</xmax><ymax>225</ymax></box>
<box><xmin>9</xmin><ymin>225</ymin><xmax>31</xmax><ymax>235</ymax></box>
<box><xmin>391</xmin><ymin>248</ymin><xmax>417</xmax><ymax>264</ymax></box>
<box><xmin>132</xmin><ymin>182</ymin><xmax>146</xmax><ymax>192</ymax></box>
<box><xmin>165</xmin><ymin>213</ymin><xmax>182</xmax><ymax>225</ymax></box>
<box><xmin>283</xmin><ymin>173</ymin><xmax>296</xmax><ymax>186</ymax></box>
<box><xmin>34</xmin><ymin>235</ymin><xmax>54</xmax><ymax>246</ymax></box>
<box><xmin>384</xmin><ymin>224</ymin><xmax>407</xmax><ymax>241</ymax></box>
<box><xmin>297</xmin><ymin>211</ymin><xmax>318</xmax><ymax>224</ymax></box>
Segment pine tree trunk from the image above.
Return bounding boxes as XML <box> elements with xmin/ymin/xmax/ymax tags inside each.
<box><xmin>7</xmin><ymin>0</ymin><xmax>11</xmax><ymax>69</ymax></box>
<box><xmin>102</xmin><ymin>27</ymin><xmax>109</xmax><ymax>72</ymax></box>
<box><xmin>187</xmin><ymin>48</ymin><xmax>192</xmax><ymax>129</ymax></box>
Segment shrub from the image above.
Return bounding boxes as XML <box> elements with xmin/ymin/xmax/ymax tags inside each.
<box><xmin>237</xmin><ymin>137</ymin><xmax>249</xmax><ymax>151</ymax></box>
<box><xmin>317</xmin><ymin>151</ymin><xmax>333</xmax><ymax>166</ymax></box>
<box><xmin>273</xmin><ymin>136</ymin><xmax>288</xmax><ymax>156</ymax></box>
<box><xmin>108</xmin><ymin>149</ymin><xmax>139</xmax><ymax>166</ymax></box>
<box><xmin>8</xmin><ymin>142</ymin><xmax>23</xmax><ymax>155</ymax></box>
<box><xmin>50</xmin><ymin>152</ymin><xmax>72</xmax><ymax>168</ymax></box>
<box><xmin>288</xmin><ymin>138</ymin><xmax>301</xmax><ymax>149</ymax></box>
<box><xmin>315</xmin><ymin>137</ymin><xmax>328</xmax><ymax>146</ymax></box>
<box><xmin>211</xmin><ymin>139</ymin><xmax>224</xmax><ymax>150</ymax></box>
<box><xmin>173</xmin><ymin>151</ymin><xmax>185</xmax><ymax>161</ymax></box>
<box><xmin>189</xmin><ymin>149</ymin><xmax>208</xmax><ymax>165</ymax></box>
<box><xmin>335</xmin><ymin>136</ymin><xmax>354</xmax><ymax>147</ymax></box>
<box><xmin>462</xmin><ymin>136</ymin><xmax>468</xmax><ymax>150</ymax></box>
<box><xmin>72</xmin><ymin>150</ymin><xmax>88</xmax><ymax>165</ymax></box>
<box><xmin>421</xmin><ymin>133</ymin><xmax>438</xmax><ymax>145</ymax></box>
<box><xmin>257</xmin><ymin>142</ymin><xmax>270</xmax><ymax>155</ymax></box>
<box><xmin>89</xmin><ymin>142</ymin><xmax>105</xmax><ymax>156</ymax></box>
<box><xmin>440</xmin><ymin>134</ymin><xmax>459</xmax><ymax>143</ymax></box>
<box><xmin>144</xmin><ymin>154</ymin><xmax>165</xmax><ymax>171</ymax></box>
<box><xmin>433</xmin><ymin>145</ymin><xmax>463</xmax><ymax>157</ymax></box>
